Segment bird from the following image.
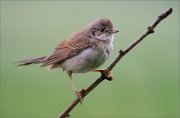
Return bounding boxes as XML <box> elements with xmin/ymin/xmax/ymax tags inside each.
<box><xmin>15</xmin><ymin>17</ymin><xmax>119</xmax><ymax>102</ymax></box>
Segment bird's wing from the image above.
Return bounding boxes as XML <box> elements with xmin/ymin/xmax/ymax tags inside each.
<box><xmin>41</xmin><ymin>37</ymin><xmax>94</xmax><ymax>67</ymax></box>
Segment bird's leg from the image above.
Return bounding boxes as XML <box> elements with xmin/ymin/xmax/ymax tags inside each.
<box><xmin>67</xmin><ymin>71</ymin><xmax>83</xmax><ymax>104</ymax></box>
<box><xmin>92</xmin><ymin>69</ymin><xmax>114</xmax><ymax>81</ymax></box>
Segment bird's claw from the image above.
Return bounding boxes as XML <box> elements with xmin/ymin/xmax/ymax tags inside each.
<box><xmin>75</xmin><ymin>90</ymin><xmax>83</xmax><ymax>105</ymax></box>
<box><xmin>102</xmin><ymin>69</ymin><xmax>114</xmax><ymax>81</ymax></box>
<box><xmin>92</xmin><ymin>69</ymin><xmax>114</xmax><ymax>81</ymax></box>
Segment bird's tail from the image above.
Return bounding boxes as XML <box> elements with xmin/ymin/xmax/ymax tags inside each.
<box><xmin>14</xmin><ymin>56</ymin><xmax>47</xmax><ymax>66</ymax></box>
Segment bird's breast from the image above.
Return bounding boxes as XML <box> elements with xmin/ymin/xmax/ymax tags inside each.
<box><xmin>62</xmin><ymin>41</ymin><xmax>113</xmax><ymax>73</ymax></box>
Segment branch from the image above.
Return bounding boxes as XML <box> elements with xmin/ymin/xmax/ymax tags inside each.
<box><xmin>58</xmin><ymin>8</ymin><xmax>172</xmax><ymax>118</ymax></box>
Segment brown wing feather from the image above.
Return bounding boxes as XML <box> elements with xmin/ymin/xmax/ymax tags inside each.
<box><xmin>41</xmin><ymin>35</ymin><xmax>93</xmax><ymax>67</ymax></box>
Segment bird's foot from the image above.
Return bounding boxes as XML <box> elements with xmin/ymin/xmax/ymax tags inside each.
<box><xmin>92</xmin><ymin>69</ymin><xmax>114</xmax><ymax>81</ymax></box>
<box><xmin>75</xmin><ymin>90</ymin><xmax>84</xmax><ymax>105</ymax></box>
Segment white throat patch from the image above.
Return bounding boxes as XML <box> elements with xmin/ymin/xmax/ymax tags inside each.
<box><xmin>95</xmin><ymin>33</ymin><xmax>114</xmax><ymax>43</ymax></box>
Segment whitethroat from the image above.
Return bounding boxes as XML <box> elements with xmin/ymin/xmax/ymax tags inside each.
<box><xmin>15</xmin><ymin>17</ymin><xmax>119</xmax><ymax>102</ymax></box>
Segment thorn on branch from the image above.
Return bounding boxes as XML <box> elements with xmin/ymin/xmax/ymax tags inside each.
<box><xmin>147</xmin><ymin>26</ymin><xmax>154</xmax><ymax>33</ymax></box>
<box><xmin>119</xmin><ymin>49</ymin><xmax>124</xmax><ymax>54</ymax></box>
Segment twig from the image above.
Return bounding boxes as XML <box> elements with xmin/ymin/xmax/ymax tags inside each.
<box><xmin>58</xmin><ymin>8</ymin><xmax>172</xmax><ymax>118</ymax></box>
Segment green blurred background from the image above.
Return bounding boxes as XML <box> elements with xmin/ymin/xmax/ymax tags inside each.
<box><xmin>0</xmin><ymin>1</ymin><xmax>179</xmax><ymax>118</ymax></box>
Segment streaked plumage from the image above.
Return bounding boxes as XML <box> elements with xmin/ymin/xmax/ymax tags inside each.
<box><xmin>15</xmin><ymin>17</ymin><xmax>118</xmax><ymax>101</ymax></box>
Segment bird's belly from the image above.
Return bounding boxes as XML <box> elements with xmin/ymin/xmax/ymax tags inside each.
<box><xmin>62</xmin><ymin>44</ymin><xmax>112</xmax><ymax>73</ymax></box>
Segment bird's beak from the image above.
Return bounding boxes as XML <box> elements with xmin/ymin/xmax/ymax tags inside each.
<box><xmin>110</xmin><ymin>28</ymin><xmax>119</xmax><ymax>34</ymax></box>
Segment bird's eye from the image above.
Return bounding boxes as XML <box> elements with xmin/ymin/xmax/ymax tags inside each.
<box><xmin>100</xmin><ymin>28</ymin><xmax>105</xmax><ymax>32</ymax></box>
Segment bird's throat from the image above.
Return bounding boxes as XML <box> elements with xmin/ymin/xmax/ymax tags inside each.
<box><xmin>95</xmin><ymin>34</ymin><xmax>114</xmax><ymax>43</ymax></box>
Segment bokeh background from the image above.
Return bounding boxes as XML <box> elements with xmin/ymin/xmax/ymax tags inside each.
<box><xmin>0</xmin><ymin>1</ymin><xmax>179</xmax><ymax>118</ymax></box>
